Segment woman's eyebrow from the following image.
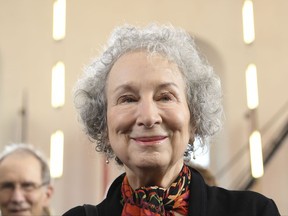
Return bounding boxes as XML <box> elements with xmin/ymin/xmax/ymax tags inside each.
<box><xmin>155</xmin><ymin>82</ymin><xmax>179</xmax><ymax>91</ymax></box>
<box><xmin>112</xmin><ymin>82</ymin><xmax>137</xmax><ymax>94</ymax></box>
<box><xmin>112</xmin><ymin>82</ymin><xmax>179</xmax><ymax>95</ymax></box>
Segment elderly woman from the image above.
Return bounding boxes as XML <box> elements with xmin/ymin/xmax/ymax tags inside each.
<box><xmin>63</xmin><ymin>24</ymin><xmax>280</xmax><ymax>216</ymax></box>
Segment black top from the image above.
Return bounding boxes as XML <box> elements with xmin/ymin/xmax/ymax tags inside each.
<box><xmin>62</xmin><ymin>167</ymin><xmax>280</xmax><ymax>216</ymax></box>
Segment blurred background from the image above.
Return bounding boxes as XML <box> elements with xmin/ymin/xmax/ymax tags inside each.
<box><xmin>0</xmin><ymin>0</ymin><xmax>287</xmax><ymax>215</ymax></box>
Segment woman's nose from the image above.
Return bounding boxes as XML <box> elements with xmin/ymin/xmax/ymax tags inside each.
<box><xmin>136</xmin><ymin>99</ymin><xmax>161</xmax><ymax>128</ymax></box>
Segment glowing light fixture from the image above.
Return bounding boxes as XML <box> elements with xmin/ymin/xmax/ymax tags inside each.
<box><xmin>245</xmin><ymin>64</ymin><xmax>259</xmax><ymax>109</ymax></box>
<box><xmin>51</xmin><ymin>61</ymin><xmax>65</xmax><ymax>108</ymax></box>
<box><xmin>53</xmin><ymin>0</ymin><xmax>66</xmax><ymax>40</ymax></box>
<box><xmin>249</xmin><ymin>130</ymin><xmax>264</xmax><ymax>178</ymax></box>
<box><xmin>242</xmin><ymin>0</ymin><xmax>255</xmax><ymax>44</ymax></box>
<box><xmin>50</xmin><ymin>130</ymin><xmax>64</xmax><ymax>178</ymax></box>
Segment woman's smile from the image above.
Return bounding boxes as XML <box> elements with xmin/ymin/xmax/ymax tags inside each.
<box><xmin>131</xmin><ymin>135</ymin><xmax>168</xmax><ymax>145</ymax></box>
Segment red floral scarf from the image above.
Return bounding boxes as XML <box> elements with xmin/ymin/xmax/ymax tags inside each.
<box><xmin>121</xmin><ymin>165</ymin><xmax>191</xmax><ymax>216</ymax></box>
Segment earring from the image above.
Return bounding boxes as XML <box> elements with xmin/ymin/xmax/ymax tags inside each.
<box><xmin>105</xmin><ymin>157</ymin><xmax>109</xmax><ymax>164</ymax></box>
<box><xmin>192</xmin><ymin>143</ymin><xmax>196</xmax><ymax>160</ymax></box>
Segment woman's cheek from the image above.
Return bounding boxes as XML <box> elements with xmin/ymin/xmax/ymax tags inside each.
<box><xmin>163</xmin><ymin>108</ymin><xmax>190</xmax><ymax>131</ymax></box>
<box><xmin>108</xmin><ymin>107</ymin><xmax>136</xmax><ymax>134</ymax></box>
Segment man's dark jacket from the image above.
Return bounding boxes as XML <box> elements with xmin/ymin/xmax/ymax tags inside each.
<box><xmin>62</xmin><ymin>167</ymin><xmax>280</xmax><ymax>216</ymax></box>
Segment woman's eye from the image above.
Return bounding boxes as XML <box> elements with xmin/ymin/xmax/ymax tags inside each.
<box><xmin>117</xmin><ymin>95</ymin><xmax>136</xmax><ymax>104</ymax></box>
<box><xmin>158</xmin><ymin>93</ymin><xmax>174</xmax><ymax>102</ymax></box>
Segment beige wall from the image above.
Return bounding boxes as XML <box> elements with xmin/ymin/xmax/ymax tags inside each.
<box><xmin>0</xmin><ymin>1</ymin><xmax>287</xmax><ymax>215</ymax></box>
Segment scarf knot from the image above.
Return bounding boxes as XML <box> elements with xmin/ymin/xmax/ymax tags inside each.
<box><xmin>121</xmin><ymin>165</ymin><xmax>191</xmax><ymax>216</ymax></box>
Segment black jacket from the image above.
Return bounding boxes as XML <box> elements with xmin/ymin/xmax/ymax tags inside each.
<box><xmin>62</xmin><ymin>167</ymin><xmax>280</xmax><ymax>216</ymax></box>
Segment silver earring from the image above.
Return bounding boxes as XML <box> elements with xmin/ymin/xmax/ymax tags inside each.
<box><xmin>192</xmin><ymin>143</ymin><xmax>196</xmax><ymax>160</ymax></box>
<box><xmin>105</xmin><ymin>157</ymin><xmax>109</xmax><ymax>164</ymax></box>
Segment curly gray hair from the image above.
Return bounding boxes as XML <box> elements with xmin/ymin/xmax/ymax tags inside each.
<box><xmin>74</xmin><ymin>23</ymin><xmax>223</xmax><ymax>163</ymax></box>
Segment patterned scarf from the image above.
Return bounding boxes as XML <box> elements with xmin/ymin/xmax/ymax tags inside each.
<box><xmin>121</xmin><ymin>165</ymin><xmax>191</xmax><ymax>216</ymax></box>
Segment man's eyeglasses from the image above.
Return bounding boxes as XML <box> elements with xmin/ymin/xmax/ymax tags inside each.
<box><xmin>0</xmin><ymin>181</ymin><xmax>49</xmax><ymax>195</ymax></box>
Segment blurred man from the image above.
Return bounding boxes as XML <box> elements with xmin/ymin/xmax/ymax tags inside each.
<box><xmin>0</xmin><ymin>143</ymin><xmax>53</xmax><ymax>216</ymax></box>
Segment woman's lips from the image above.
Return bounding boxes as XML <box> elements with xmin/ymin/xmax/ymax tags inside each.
<box><xmin>132</xmin><ymin>136</ymin><xmax>167</xmax><ymax>143</ymax></box>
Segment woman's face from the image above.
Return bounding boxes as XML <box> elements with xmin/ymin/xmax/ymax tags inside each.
<box><xmin>106</xmin><ymin>51</ymin><xmax>191</xmax><ymax>172</ymax></box>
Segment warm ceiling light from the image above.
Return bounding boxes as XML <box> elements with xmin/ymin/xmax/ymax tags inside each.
<box><xmin>50</xmin><ymin>130</ymin><xmax>64</xmax><ymax>178</ymax></box>
<box><xmin>53</xmin><ymin>0</ymin><xmax>66</xmax><ymax>40</ymax></box>
<box><xmin>242</xmin><ymin>0</ymin><xmax>255</xmax><ymax>44</ymax></box>
<box><xmin>245</xmin><ymin>64</ymin><xmax>259</xmax><ymax>109</ymax></box>
<box><xmin>51</xmin><ymin>61</ymin><xmax>65</xmax><ymax>108</ymax></box>
<box><xmin>249</xmin><ymin>130</ymin><xmax>264</xmax><ymax>178</ymax></box>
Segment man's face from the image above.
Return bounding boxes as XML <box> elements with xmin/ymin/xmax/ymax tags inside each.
<box><xmin>0</xmin><ymin>152</ymin><xmax>53</xmax><ymax>216</ymax></box>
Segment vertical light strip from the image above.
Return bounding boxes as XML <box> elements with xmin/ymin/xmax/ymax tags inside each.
<box><xmin>242</xmin><ymin>0</ymin><xmax>255</xmax><ymax>44</ymax></box>
<box><xmin>245</xmin><ymin>64</ymin><xmax>259</xmax><ymax>109</ymax></box>
<box><xmin>249</xmin><ymin>130</ymin><xmax>264</xmax><ymax>178</ymax></box>
<box><xmin>53</xmin><ymin>0</ymin><xmax>66</xmax><ymax>40</ymax></box>
<box><xmin>51</xmin><ymin>61</ymin><xmax>65</xmax><ymax>108</ymax></box>
<box><xmin>50</xmin><ymin>130</ymin><xmax>64</xmax><ymax>178</ymax></box>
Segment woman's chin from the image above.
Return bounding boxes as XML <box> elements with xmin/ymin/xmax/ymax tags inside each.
<box><xmin>134</xmin><ymin>157</ymin><xmax>168</xmax><ymax>170</ymax></box>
